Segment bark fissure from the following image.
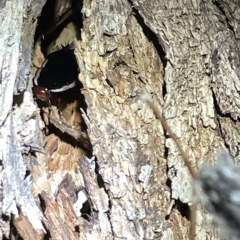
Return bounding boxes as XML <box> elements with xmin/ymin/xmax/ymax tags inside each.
<box><xmin>162</xmin><ymin>80</ymin><xmax>167</xmax><ymax>99</ymax></box>
<box><xmin>212</xmin><ymin>0</ymin><xmax>235</xmax><ymax>33</ymax></box>
<box><xmin>2</xmin><ymin>0</ymin><xmax>240</xmax><ymax>239</ymax></box>
<box><xmin>174</xmin><ymin>199</ymin><xmax>190</xmax><ymax>221</ymax></box>
<box><xmin>94</xmin><ymin>158</ymin><xmax>114</xmax><ymax>233</ymax></box>
<box><xmin>211</xmin><ymin>88</ymin><xmax>233</xmax><ymax>119</ymax></box>
<box><xmin>80</xmin><ymin>199</ymin><xmax>92</xmax><ymax>220</ymax></box>
<box><xmin>128</xmin><ymin>0</ymin><xmax>166</xmax><ymax>66</ymax></box>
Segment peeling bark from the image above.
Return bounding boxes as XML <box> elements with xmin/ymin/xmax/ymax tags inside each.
<box><xmin>0</xmin><ymin>1</ymin><xmax>46</xmax><ymax>238</ymax></box>
<box><xmin>131</xmin><ymin>0</ymin><xmax>240</xmax><ymax>238</ymax></box>
<box><xmin>1</xmin><ymin>0</ymin><xmax>240</xmax><ymax>239</ymax></box>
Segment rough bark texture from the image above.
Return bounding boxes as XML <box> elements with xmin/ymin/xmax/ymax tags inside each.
<box><xmin>0</xmin><ymin>1</ymin><xmax>46</xmax><ymax>239</ymax></box>
<box><xmin>75</xmin><ymin>0</ymin><xmax>166</xmax><ymax>238</ymax></box>
<box><xmin>130</xmin><ymin>0</ymin><xmax>240</xmax><ymax>238</ymax></box>
<box><xmin>0</xmin><ymin>0</ymin><xmax>240</xmax><ymax>239</ymax></box>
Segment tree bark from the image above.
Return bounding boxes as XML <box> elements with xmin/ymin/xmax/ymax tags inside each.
<box><xmin>0</xmin><ymin>1</ymin><xmax>47</xmax><ymax>239</ymax></box>
<box><xmin>0</xmin><ymin>0</ymin><xmax>240</xmax><ymax>239</ymax></box>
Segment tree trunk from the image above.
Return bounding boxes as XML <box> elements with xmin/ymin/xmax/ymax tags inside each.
<box><xmin>0</xmin><ymin>1</ymin><xmax>47</xmax><ymax>239</ymax></box>
<box><xmin>0</xmin><ymin>0</ymin><xmax>239</xmax><ymax>239</ymax></box>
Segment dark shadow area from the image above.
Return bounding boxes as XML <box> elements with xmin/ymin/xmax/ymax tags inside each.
<box><xmin>24</xmin><ymin>170</ymin><xmax>30</xmax><ymax>180</ymax></box>
<box><xmin>127</xmin><ymin>0</ymin><xmax>166</xmax><ymax>67</ymax></box>
<box><xmin>212</xmin><ymin>88</ymin><xmax>234</xmax><ymax>119</ymax></box>
<box><xmin>6</xmin><ymin>219</ymin><xmax>23</xmax><ymax>240</ymax></box>
<box><xmin>34</xmin><ymin>0</ymin><xmax>55</xmax><ymax>42</ymax></box>
<box><xmin>80</xmin><ymin>200</ymin><xmax>92</xmax><ymax>221</ymax></box>
<box><xmin>35</xmin><ymin>0</ymin><xmax>83</xmax><ymax>55</ymax></box>
<box><xmin>47</xmin><ymin>125</ymin><xmax>92</xmax><ymax>154</ymax></box>
<box><xmin>212</xmin><ymin>0</ymin><xmax>234</xmax><ymax>32</ymax></box>
<box><xmin>174</xmin><ymin>199</ymin><xmax>191</xmax><ymax>220</ymax></box>
<box><xmin>162</xmin><ymin>80</ymin><xmax>167</xmax><ymax>99</ymax></box>
<box><xmin>38</xmin><ymin>194</ymin><xmax>47</xmax><ymax>213</ymax></box>
<box><xmin>95</xmin><ymin>159</ymin><xmax>105</xmax><ymax>189</ymax></box>
<box><xmin>35</xmin><ymin>83</ymin><xmax>92</xmax><ymax>154</ymax></box>
<box><xmin>33</xmin><ymin>0</ymin><xmax>92</xmax><ymax>156</ymax></box>
<box><xmin>12</xmin><ymin>91</ymin><xmax>25</xmax><ymax>107</ymax></box>
<box><xmin>166</xmin><ymin>177</ymin><xmax>171</xmax><ymax>189</ymax></box>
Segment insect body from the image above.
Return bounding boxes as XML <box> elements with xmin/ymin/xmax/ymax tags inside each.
<box><xmin>32</xmin><ymin>86</ymin><xmax>52</xmax><ymax>101</ymax></box>
<box><xmin>33</xmin><ymin>49</ymin><xmax>79</xmax><ymax>101</ymax></box>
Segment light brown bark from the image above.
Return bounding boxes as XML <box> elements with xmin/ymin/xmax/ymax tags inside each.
<box><xmin>1</xmin><ymin>0</ymin><xmax>240</xmax><ymax>239</ymax></box>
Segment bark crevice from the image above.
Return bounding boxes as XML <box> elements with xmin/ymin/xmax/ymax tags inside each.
<box><xmin>212</xmin><ymin>0</ymin><xmax>235</xmax><ymax>33</ymax></box>
<box><xmin>127</xmin><ymin>0</ymin><xmax>166</xmax><ymax>66</ymax></box>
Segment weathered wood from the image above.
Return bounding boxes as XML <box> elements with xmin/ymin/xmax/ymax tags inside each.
<box><xmin>131</xmin><ymin>0</ymin><xmax>240</xmax><ymax>238</ymax></box>
<box><xmin>75</xmin><ymin>0</ymin><xmax>167</xmax><ymax>238</ymax></box>
<box><xmin>1</xmin><ymin>0</ymin><xmax>240</xmax><ymax>239</ymax></box>
<box><xmin>0</xmin><ymin>0</ymin><xmax>46</xmax><ymax>239</ymax></box>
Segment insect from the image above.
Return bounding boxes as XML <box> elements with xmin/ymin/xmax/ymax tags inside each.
<box><xmin>32</xmin><ymin>86</ymin><xmax>52</xmax><ymax>101</ymax></box>
<box><xmin>32</xmin><ymin>49</ymin><xmax>79</xmax><ymax>101</ymax></box>
<box><xmin>32</xmin><ymin>48</ymin><xmax>90</xmax><ymax>145</ymax></box>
